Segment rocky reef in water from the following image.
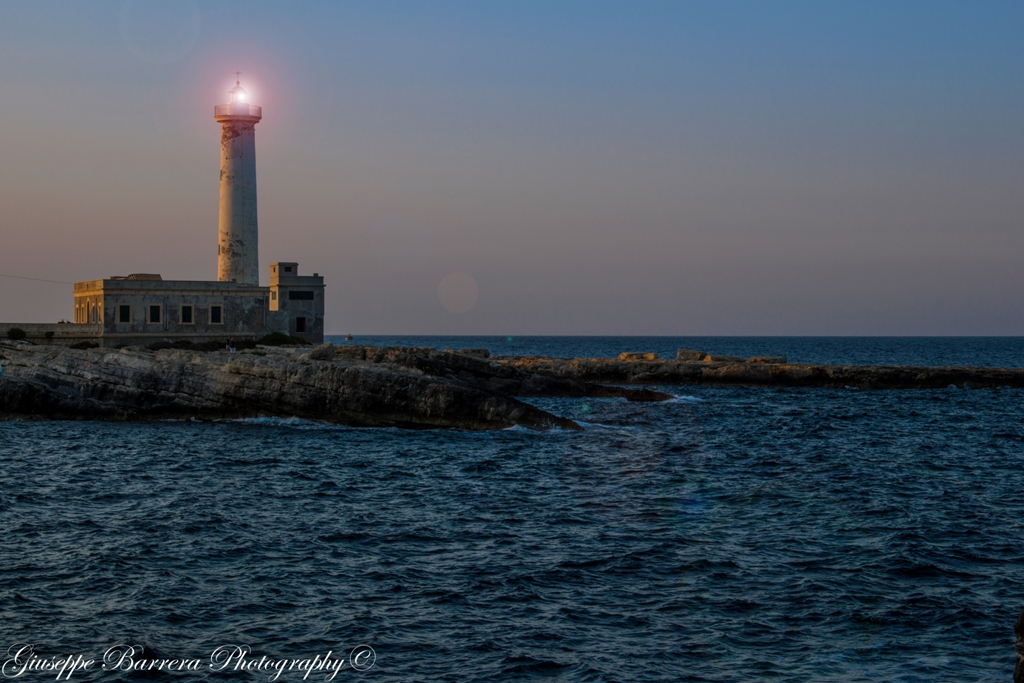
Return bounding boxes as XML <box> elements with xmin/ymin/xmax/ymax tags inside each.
<box><xmin>0</xmin><ymin>343</ymin><xmax>668</xmax><ymax>430</ymax></box>
<box><xmin>494</xmin><ymin>348</ymin><xmax>1024</xmax><ymax>390</ymax></box>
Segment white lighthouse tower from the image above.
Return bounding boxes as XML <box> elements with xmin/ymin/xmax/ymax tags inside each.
<box><xmin>214</xmin><ymin>76</ymin><xmax>262</xmax><ymax>285</ymax></box>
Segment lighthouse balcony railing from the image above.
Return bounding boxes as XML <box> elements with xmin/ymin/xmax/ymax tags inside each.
<box><xmin>214</xmin><ymin>103</ymin><xmax>262</xmax><ymax>118</ymax></box>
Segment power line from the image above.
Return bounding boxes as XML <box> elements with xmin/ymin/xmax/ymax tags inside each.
<box><xmin>0</xmin><ymin>273</ymin><xmax>73</xmax><ymax>285</ymax></box>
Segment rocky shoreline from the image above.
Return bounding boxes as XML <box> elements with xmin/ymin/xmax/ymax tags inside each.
<box><xmin>1</xmin><ymin>343</ymin><xmax>1021</xmax><ymax>429</ymax></box>
<box><xmin>0</xmin><ymin>343</ymin><xmax>671</xmax><ymax>430</ymax></box>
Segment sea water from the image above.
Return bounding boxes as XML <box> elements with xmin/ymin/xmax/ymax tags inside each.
<box><xmin>2</xmin><ymin>337</ymin><xmax>1023</xmax><ymax>681</ymax></box>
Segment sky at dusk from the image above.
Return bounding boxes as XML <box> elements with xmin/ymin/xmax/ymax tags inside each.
<box><xmin>0</xmin><ymin>0</ymin><xmax>1021</xmax><ymax>335</ymax></box>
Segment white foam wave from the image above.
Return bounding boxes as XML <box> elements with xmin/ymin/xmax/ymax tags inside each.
<box><xmin>667</xmin><ymin>395</ymin><xmax>705</xmax><ymax>403</ymax></box>
<box><xmin>220</xmin><ymin>416</ymin><xmax>342</xmax><ymax>430</ymax></box>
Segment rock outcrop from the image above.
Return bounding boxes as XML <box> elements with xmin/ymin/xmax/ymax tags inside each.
<box><xmin>747</xmin><ymin>356</ymin><xmax>787</xmax><ymax>364</ymax></box>
<box><xmin>0</xmin><ymin>344</ymin><xmax>680</xmax><ymax>429</ymax></box>
<box><xmin>702</xmin><ymin>354</ymin><xmax>745</xmax><ymax>363</ymax></box>
<box><xmin>618</xmin><ymin>352</ymin><xmax>658</xmax><ymax>361</ymax></box>
<box><xmin>678</xmin><ymin>349</ymin><xmax>787</xmax><ymax>364</ymax></box>
<box><xmin>330</xmin><ymin>346</ymin><xmax>673</xmax><ymax>402</ymax></box>
<box><xmin>0</xmin><ymin>344</ymin><xmax>582</xmax><ymax>430</ymax></box>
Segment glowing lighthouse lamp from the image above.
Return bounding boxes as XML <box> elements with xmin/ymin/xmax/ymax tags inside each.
<box><xmin>214</xmin><ymin>74</ymin><xmax>262</xmax><ymax>285</ymax></box>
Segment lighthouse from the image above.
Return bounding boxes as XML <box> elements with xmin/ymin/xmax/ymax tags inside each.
<box><xmin>62</xmin><ymin>74</ymin><xmax>325</xmax><ymax>348</ymax></box>
<box><xmin>214</xmin><ymin>77</ymin><xmax>262</xmax><ymax>285</ymax></box>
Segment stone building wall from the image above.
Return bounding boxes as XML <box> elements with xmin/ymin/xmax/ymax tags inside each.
<box><xmin>73</xmin><ymin>279</ymin><xmax>285</xmax><ymax>347</ymax></box>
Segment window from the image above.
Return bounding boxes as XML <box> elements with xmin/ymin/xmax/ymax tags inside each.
<box><xmin>148</xmin><ymin>305</ymin><xmax>162</xmax><ymax>324</ymax></box>
<box><xmin>119</xmin><ymin>305</ymin><xmax>131</xmax><ymax>324</ymax></box>
<box><xmin>209</xmin><ymin>305</ymin><xmax>223</xmax><ymax>325</ymax></box>
<box><xmin>271</xmin><ymin>291</ymin><xmax>276</xmax><ymax>301</ymax></box>
<box><xmin>180</xmin><ymin>305</ymin><xmax>194</xmax><ymax>325</ymax></box>
<box><xmin>295</xmin><ymin>317</ymin><xmax>306</xmax><ymax>333</ymax></box>
<box><xmin>288</xmin><ymin>291</ymin><xmax>315</xmax><ymax>301</ymax></box>
<box><xmin>284</xmin><ymin>266</ymin><xmax>292</xmax><ymax>273</ymax></box>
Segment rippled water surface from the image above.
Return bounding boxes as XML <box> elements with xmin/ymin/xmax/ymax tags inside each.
<box><xmin>2</xmin><ymin>338</ymin><xmax>1024</xmax><ymax>681</ymax></box>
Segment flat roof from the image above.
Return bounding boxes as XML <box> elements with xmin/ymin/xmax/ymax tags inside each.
<box><xmin>74</xmin><ymin>279</ymin><xmax>270</xmax><ymax>294</ymax></box>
